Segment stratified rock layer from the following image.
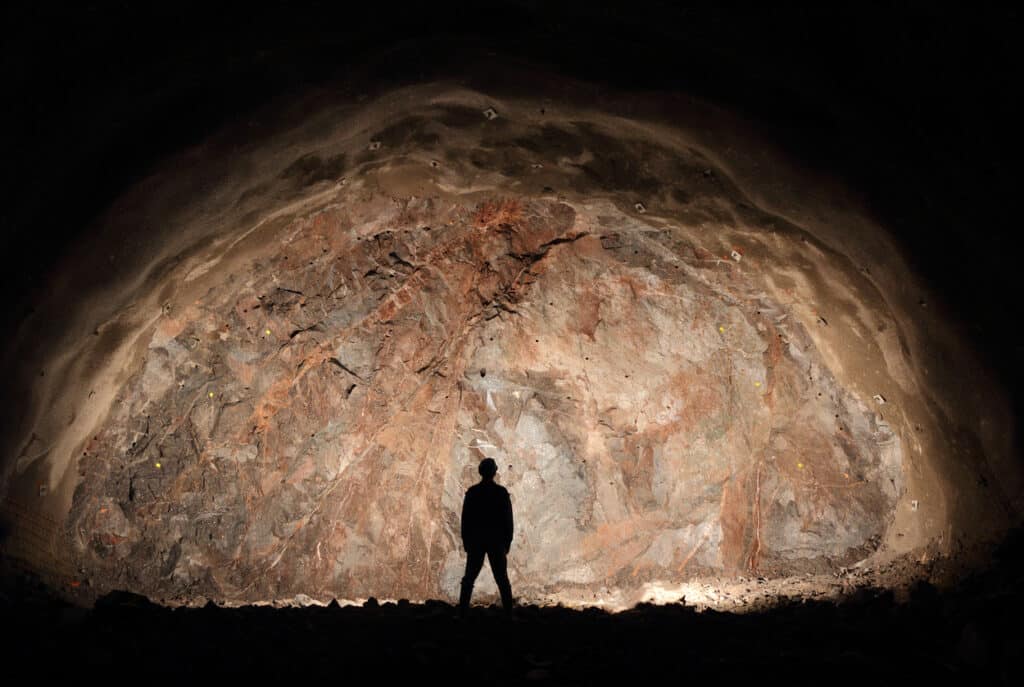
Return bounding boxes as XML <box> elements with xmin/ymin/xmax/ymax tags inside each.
<box><xmin>67</xmin><ymin>195</ymin><xmax>901</xmax><ymax>603</ymax></box>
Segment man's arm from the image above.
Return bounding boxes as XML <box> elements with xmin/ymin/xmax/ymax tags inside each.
<box><xmin>460</xmin><ymin>491</ymin><xmax>470</xmax><ymax>551</ymax></box>
<box><xmin>504</xmin><ymin>489</ymin><xmax>514</xmax><ymax>552</ymax></box>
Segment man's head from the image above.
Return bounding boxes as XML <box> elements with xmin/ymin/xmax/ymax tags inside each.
<box><xmin>478</xmin><ymin>458</ymin><xmax>498</xmax><ymax>480</ymax></box>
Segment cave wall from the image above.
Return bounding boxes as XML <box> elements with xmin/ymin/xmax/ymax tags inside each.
<box><xmin>1</xmin><ymin>76</ymin><xmax>1019</xmax><ymax>604</ymax></box>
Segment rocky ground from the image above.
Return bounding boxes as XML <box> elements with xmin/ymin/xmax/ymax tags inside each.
<box><xmin>3</xmin><ymin>528</ymin><xmax>1021</xmax><ymax>683</ymax></box>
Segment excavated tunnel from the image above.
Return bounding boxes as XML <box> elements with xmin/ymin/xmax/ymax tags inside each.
<box><xmin>2</xmin><ymin>68</ymin><xmax>1019</xmax><ymax>613</ymax></box>
<box><xmin>1</xmin><ymin>7</ymin><xmax>1022</xmax><ymax>647</ymax></box>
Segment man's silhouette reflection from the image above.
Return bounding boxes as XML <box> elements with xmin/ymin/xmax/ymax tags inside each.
<box><xmin>459</xmin><ymin>458</ymin><xmax>514</xmax><ymax>616</ymax></box>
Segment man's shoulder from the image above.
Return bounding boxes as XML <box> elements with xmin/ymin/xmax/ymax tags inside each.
<box><xmin>465</xmin><ymin>483</ymin><xmax>486</xmax><ymax>498</ymax></box>
<box><xmin>465</xmin><ymin>482</ymin><xmax>509</xmax><ymax>496</ymax></box>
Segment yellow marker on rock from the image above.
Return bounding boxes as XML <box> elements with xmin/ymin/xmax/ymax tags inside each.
<box><xmin>797</xmin><ymin>462</ymin><xmax>804</xmax><ymax>469</ymax></box>
<box><xmin>208</xmin><ymin>391</ymin><xmax>215</xmax><ymax>398</ymax></box>
<box><xmin>155</xmin><ymin>462</ymin><xmax>162</xmax><ymax>469</ymax></box>
<box><xmin>719</xmin><ymin>326</ymin><xmax>725</xmax><ymax>333</ymax></box>
<box><xmin>265</xmin><ymin>329</ymin><xmax>272</xmax><ymax>336</ymax></box>
<box><xmin>754</xmin><ymin>381</ymin><xmax>762</xmax><ymax>388</ymax></box>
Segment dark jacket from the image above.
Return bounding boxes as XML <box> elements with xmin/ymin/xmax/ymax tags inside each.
<box><xmin>460</xmin><ymin>481</ymin><xmax>514</xmax><ymax>553</ymax></box>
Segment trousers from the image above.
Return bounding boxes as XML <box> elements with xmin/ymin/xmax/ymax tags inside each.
<box><xmin>459</xmin><ymin>546</ymin><xmax>514</xmax><ymax>611</ymax></box>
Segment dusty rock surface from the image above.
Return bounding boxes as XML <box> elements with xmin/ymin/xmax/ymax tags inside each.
<box><xmin>2</xmin><ymin>78</ymin><xmax>1019</xmax><ymax>606</ymax></box>
<box><xmin>65</xmin><ymin>193</ymin><xmax>903</xmax><ymax>603</ymax></box>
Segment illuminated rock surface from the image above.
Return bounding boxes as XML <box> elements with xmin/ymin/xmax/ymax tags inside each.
<box><xmin>66</xmin><ymin>193</ymin><xmax>902</xmax><ymax>602</ymax></box>
<box><xmin>2</xmin><ymin>79</ymin><xmax>1018</xmax><ymax>606</ymax></box>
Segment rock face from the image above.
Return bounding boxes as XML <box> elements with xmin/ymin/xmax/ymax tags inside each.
<box><xmin>7</xmin><ymin>79</ymin><xmax>1014</xmax><ymax>608</ymax></box>
<box><xmin>66</xmin><ymin>193</ymin><xmax>901</xmax><ymax>604</ymax></box>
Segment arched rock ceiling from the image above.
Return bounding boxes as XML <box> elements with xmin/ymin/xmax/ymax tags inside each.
<box><xmin>2</xmin><ymin>79</ymin><xmax>1019</xmax><ymax>606</ymax></box>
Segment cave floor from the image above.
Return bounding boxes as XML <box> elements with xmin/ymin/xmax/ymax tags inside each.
<box><xmin>4</xmin><ymin>532</ymin><xmax>1022</xmax><ymax>684</ymax></box>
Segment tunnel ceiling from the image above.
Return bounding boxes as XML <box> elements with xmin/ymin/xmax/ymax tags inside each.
<box><xmin>1</xmin><ymin>6</ymin><xmax>1021</xmax><ymax>607</ymax></box>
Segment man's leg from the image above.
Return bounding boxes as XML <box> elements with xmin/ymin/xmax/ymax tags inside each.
<box><xmin>487</xmin><ymin>547</ymin><xmax>514</xmax><ymax>611</ymax></box>
<box><xmin>459</xmin><ymin>549</ymin><xmax>485</xmax><ymax>615</ymax></box>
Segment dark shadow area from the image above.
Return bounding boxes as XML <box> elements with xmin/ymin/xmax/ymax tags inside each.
<box><xmin>2</xmin><ymin>528</ymin><xmax>1021</xmax><ymax>681</ymax></box>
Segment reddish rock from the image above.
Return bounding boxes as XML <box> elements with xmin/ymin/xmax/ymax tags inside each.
<box><xmin>66</xmin><ymin>197</ymin><xmax>900</xmax><ymax>604</ymax></box>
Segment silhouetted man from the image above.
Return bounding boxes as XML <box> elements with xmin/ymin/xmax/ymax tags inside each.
<box><xmin>459</xmin><ymin>457</ymin><xmax>514</xmax><ymax>616</ymax></box>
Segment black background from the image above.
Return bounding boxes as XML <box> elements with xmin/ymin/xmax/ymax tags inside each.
<box><xmin>2</xmin><ymin>1</ymin><xmax>1021</xmax><ymax>418</ymax></box>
